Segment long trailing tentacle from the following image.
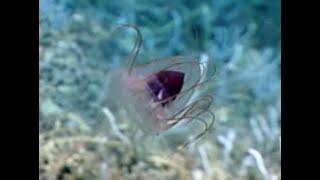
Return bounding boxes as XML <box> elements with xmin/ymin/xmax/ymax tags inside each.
<box><xmin>162</xmin><ymin>94</ymin><xmax>215</xmax><ymax>149</ymax></box>
<box><xmin>164</xmin><ymin>95</ymin><xmax>213</xmax><ymax>142</ymax></box>
<box><xmin>165</xmin><ymin>108</ymin><xmax>215</xmax><ymax>149</ymax></box>
<box><xmin>165</xmin><ymin>95</ymin><xmax>213</xmax><ymax>125</ymax></box>
<box><xmin>178</xmin><ymin>109</ymin><xmax>215</xmax><ymax>149</ymax></box>
<box><xmin>111</xmin><ymin>24</ymin><xmax>142</xmax><ymax>74</ymax></box>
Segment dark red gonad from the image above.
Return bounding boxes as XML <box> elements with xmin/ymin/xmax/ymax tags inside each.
<box><xmin>147</xmin><ymin>70</ymin><xmax>185</xmax><ymax>107</ymax></box>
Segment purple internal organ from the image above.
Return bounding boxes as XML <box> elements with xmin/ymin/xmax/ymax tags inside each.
<box><xmin>147</xmin><ymin>70</ymin><xmax>185</xmax><ymax>107</ymax></box>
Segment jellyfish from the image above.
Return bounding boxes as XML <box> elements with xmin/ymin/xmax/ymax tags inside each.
<box><xmin>108</xmin><ymin>24</ymin><xmax>215</xmax><ymax>149</ymax></box>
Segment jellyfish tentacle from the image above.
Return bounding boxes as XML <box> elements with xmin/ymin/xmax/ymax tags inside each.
<box><xmin>178</xmin><ymin>98</ymin><xmax>213</xmax><ymax>129</ymax></box>
<box><xmin>176</xmin><ymin>116</ymin><xmax>208</xmax><ymax>149</ymax></box>
<box><xmin>171</xmin><ymin>96</ymin><xmax>215</xmax><ymax>148</ymax></box>
<box><xmin>174</xmin><ymin>95</ymin><xmax>213</xmax><ymax>119</ymax></box>
<box><xmin>163</xmin><ymin>95</ymin><xmax>213</xmax><ymax>130</ymax></box>
<box><xmin>179</xmin><ymin>109</ymin><xmax>215</xmax><ymax>149</ymax></box>
<box><xmin>112</xmin><ymin>24</ymin><xmax>142</xmax><ymax>74</ymax></box>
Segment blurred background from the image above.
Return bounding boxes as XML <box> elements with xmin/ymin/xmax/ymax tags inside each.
<box><xmin>39</xmin><ymin>0</ymin><xmax>281</xmax><ymax>179</ymax></box>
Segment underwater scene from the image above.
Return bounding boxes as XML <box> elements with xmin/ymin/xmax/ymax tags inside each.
<box><xmin>39</xmin><ymin>0</ymin><xmax>281</xmax><ymax>179</ymax></box>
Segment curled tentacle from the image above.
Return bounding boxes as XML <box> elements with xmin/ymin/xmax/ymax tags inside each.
<box><xmin>111</xmin><ymin>24</ymin><xmax>142</xmax><ymax>74</ymax></box>
<box><xmin>178</xmin><ymin>109</ymin><xmax>215</xmax><ymax>149</ymax></box>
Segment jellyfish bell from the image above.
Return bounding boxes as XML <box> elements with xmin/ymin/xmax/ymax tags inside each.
<box><xmin>107</xmin><ymin>24</ymin><xmax>215</xmax><ymax>149</ymax></box>
<box><xmin>112</xmin><ymin>57</ymin><xmax>204</xmax><ymax>131</ymax></box>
